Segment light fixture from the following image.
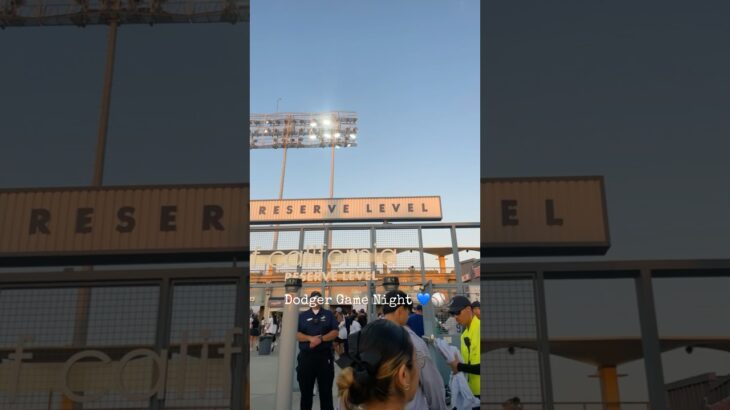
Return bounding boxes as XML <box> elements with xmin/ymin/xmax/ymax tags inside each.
<box><xmin>250</xmin><ymin>112</ymin><xmax>359</xmax><ymax>150</ymax></box>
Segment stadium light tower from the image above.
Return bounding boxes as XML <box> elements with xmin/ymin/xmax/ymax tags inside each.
<box><xmin>2</xmin><ymin>0</ymin><xmax>249</xmax><ymax>184</ymax></box>
<box><xmin>251</xmin><ymin>111</ymin><xmax>358</xmax><ymax>258</ymax></box>
<box><xmin>250</xmin><ymin>111</ymin><xmax>358</xmax><ymax>199</ymax></box>
<box><xmin>1</xmin><ymin>0</ymin><xmax>249</xmax><ymax>378</ymax></box>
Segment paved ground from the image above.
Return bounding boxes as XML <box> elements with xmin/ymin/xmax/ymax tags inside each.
<box><xmin>250</xmin><ymin>345</ymin><xmax>341</xmax><ymax>409</ymax></box>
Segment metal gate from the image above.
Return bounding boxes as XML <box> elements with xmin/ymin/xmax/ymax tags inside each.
<box><xmin>0</xmin><ymin>267</ymin><xmax>248</xmax><ymax>410</ymax></box>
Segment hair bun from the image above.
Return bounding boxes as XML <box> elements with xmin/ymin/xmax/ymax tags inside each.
<box><xmin>337</xmin><ymin>367</ymin><xmax>369</xmax><ymax>408</ymax></box>
<box><xmin>352</xmin><ymin>360</ymin><xmax>371</xmax><ymax>385</ymax></box>
<box><xmin>336</xmin><ymin>320</ymin><xmax>414</xmax><ymax>409</ymax></box>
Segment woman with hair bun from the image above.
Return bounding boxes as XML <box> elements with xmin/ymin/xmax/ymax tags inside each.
<box><xmin>336</xmin><ymin>319</ymin><xmax>421</xmax><ymax>410</ymax></box>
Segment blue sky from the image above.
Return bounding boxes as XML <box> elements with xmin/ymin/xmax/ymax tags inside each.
<box><xmin>250</xmin><ymin>0</ymin><xmax>480</xmax><ymax>225</ymax></box>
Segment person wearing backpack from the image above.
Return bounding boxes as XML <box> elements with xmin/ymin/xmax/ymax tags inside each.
<box><xmin>250</xmin><ymin>313</ymin><xmax>261</xmax><ymax>351</ymax></box>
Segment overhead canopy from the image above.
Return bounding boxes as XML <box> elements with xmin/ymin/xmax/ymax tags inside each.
<box><xmin>484</xmin><ymin>337</ymin><xmax>730</xmax><ymax>367</ymax></box>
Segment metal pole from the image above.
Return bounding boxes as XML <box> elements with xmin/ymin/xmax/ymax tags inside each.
<box><xmin>417</xmin><ymin>227</ymin><xmax>436</xmax><ymax>337</ymax></box>
<box><xmin>150</xmin><ymin>277</ymin><xmax>172</xmax><ymax>410</ymax></box>
<box><xmin>74</xmin><ymin>18</ymin><xmax>118</xmax><ymax>351</ymax></box>
<box><xmin>450</xmin><ymin>225</ymin><xmax>463</xmax><ymax>295</ymax></box>
<box><xmin>278</xmin><ymin>143</ymin><xmax>288</xmax><ymax>199</ymax></box>
<box><xmin>325</xmin><ymin>122</ymin><xmax>336</xmax><ymax>269</ymax></box>
<box><xmin>534</xmin><ymin>271</ymin><xmax>555</xmax><ymax>410</ymax></box>
<box><xmin>368</xmin><ymin>226</ymin><xmax>377</xmax><ymax>321</ymax></box>
<box><xmin>321</xmin><ymin>225</ymin><xmax>328</xmax><ymax>301</ymax></box>
<box><xmin>276</xmin><ymin>104</ymin><xmax>287</xmax><ymax>203</ymax></box>
<box><xmin>329</xmin><ymin>140</ymin><xmax>335</xmax><ymax>198</ymax></box>
<box><xmin>418</xmin><ymin>227</ymin><xmax>427</xmax><ymax>286</ymax></box>
<box><xmin>233</xmin><ymin>272</ymin><xmax>249</xmax><ymax>410</ymax></box>
<box><xmin>274</xmin><ymin>285</ymin><xmax>302</xmax><ymax>410</ymax></box>
<box><xmin>92</xmin><ymin>19</ymin><xmax>118</xmax><ymax>186</ymax></box>
<box><xmin>635</xmin><ymin>269</ymin><xmax>668</xmax><ymax>409</ymax></box>
<box><xmin>271</xmin><ymin>112</ymin><xmax>290</xmax><ymax>262</ymax></box>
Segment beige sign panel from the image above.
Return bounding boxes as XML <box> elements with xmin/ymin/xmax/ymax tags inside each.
<box><xmin>0</xmin><ymin>184</ymin><xmax>249</xmax><ymax>266</ymax></box>
<box><xmin>251</xmin><ymin>196</ymin><xmax>442</xmax><ymax>224</ymax></box>
<box><xmin>482</xmin><ymin>177</ymin><xmax>609</xmax><ymax>256</ymax></box>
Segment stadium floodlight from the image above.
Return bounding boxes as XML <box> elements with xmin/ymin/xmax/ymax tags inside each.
<box><xmin>249</xmin><ymin>112</ymin><xmax>358</xmax><ymax>150</ymax></box>
<box><xmin>0</xmin><ymin>0</ymin><xmax>248</xmax><ymax>27</ymax></box>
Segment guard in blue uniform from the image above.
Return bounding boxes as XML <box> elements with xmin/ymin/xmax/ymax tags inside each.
<box><xmin>296</xmin><ymin>291</ymin><xmax>339</xmax><ymax>410</ymax></box>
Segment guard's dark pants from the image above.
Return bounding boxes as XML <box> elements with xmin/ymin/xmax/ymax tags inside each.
<box><xmin>297</xmin><ymin>349</ymin><xmax>335</xmax><ymax>410</ymax></box>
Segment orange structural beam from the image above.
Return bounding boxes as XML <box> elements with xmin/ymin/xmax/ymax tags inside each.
<box><xmin>598</xmin><ymin>365</ymin><xmax>621</xmax><ymax>410</ymax></box>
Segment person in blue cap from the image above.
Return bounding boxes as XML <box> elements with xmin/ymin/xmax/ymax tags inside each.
<box><xmin>406</xmin><ymin>304</ymin><xmax>425</xmax><ymax>338</ymax></box>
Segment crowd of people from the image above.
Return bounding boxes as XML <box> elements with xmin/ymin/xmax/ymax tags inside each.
<box><xmin>286</xmin><ymin>290</ymin><xmax>481</xmax><ymax>410</ymax></box>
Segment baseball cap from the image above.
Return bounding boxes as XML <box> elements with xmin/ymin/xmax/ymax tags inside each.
<box><xmin>447</xmin><ymin>295</ymin><xmax>472</xmax><ymax>315</ymax></box>
<box><xmin>414</xmin><ymin>304</ymin><xmax>423</xmax><ymax>312</ymax></box>
<box><xmin>382</xmin><ymin>290</ymin><xmax>412</xmax><ymax>314</ymax></box>
<box><xmin>471</xmin><ymin>301</ymin><xmax>481</xmax><ymax>308</ymax></box>
<box><xmin>335</xmin><ymin>307</ymin><xmax>343</xmax><ymax>313</ymax></box>
<box><xmin>310</xmin><ymin>290</ymin><xmax>323</xmax><ymax>298</ymax></box>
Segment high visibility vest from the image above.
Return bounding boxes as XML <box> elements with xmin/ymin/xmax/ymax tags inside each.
<box><xmin>460</xmin><ymin>316</ymin><xmax>480</xmax><ymax>395</ymax></box>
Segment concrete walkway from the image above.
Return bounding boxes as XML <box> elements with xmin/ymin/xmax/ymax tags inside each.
<box><xmin>250</xmin><ymin>345</ymin><xmax>341</xmax><ymax>409</ymax></box>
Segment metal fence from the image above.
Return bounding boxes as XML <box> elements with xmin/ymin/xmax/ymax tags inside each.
<box><xmin>483</xmin><ymin>260</ymin><xmax>730</xmax><ymax>410</ymax></box>
<box><xmin>250</xmin><ymin>222</ymin><xmax>480</xmax><ymax>318</ymax></box>
<box><xmin>482</xmin><ymin>276</ymin><xmax>544</xmax><ymax>406</ymax></box>
<box><xmin>0</xmin><ymin>267</ymin><xmax>248</xmax><ymax>410</ymax></box>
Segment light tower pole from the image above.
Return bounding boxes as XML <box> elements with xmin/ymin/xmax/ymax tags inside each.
<box><xmin>250</xmin><ymin>112</ymin><xmax>358</xmax><ymax>279</ymax></box>
<box><xmin>272</xmin><ymin>98</ymin><xmax>287</xmax><ymax>255</ymax></box>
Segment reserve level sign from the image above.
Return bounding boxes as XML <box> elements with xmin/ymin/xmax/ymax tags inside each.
<box><xmin>250</xmin><ymin>196</ymin><xmax>442</xmax><ymax>224</ymax></box>
<box><xmin>482</xmin><ymin>176</ymin><xmax>610</xmax><ymax>256</ymax></box>
<box><xmin>0</xmin><ymin>184</ymin><xmax>249</xmax><ymax>266</ymax></box>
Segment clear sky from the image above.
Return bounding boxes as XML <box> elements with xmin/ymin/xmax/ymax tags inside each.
<box><xmin>250</xmin><ymin>1</ymin><xmax>480</xmax><ymax>226</ymax></box>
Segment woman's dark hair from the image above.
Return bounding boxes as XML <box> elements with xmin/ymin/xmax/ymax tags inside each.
<box><xmin>336</xmin><ymin>320</ymin><xmax>415</xmax><ymax>408</ymax></box>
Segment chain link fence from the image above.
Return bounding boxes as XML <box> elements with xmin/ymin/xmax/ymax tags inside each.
<box><xmin>0</xmin><ymin>268</ymin><xmax>247</xmax><ymax>410</ymax></box>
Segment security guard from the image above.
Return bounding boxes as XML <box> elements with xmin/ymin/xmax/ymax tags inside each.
<box><xmin>447</xmin><ymin>295</ymin><xmax>481</xmax><ymax>408</ymax></box>
<box><xmin>296</xmin><ymin>290</ymin><xmax>339</xmax><ymax>410</ymax></box>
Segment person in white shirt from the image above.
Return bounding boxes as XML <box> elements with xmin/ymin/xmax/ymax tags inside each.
<box><xmin>336</xmin><ymin>309</ymin><xmax>362</xmax><ymax>356</ymax></box>
<box><xmin>443</xmin><ymin>315</ymin><xmax>459</xmax><ymax>335</ymax></box>
<box><xmin>264</xmin><ymin>314</ymin><xmax>279</xmax><ymax>351</ymax></box>
<box><xmin>382</xmin><ymin>290</ymin><xmax>447</xmax><ymax>410</ymax></box>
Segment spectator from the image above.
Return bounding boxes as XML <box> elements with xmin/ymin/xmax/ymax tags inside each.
<box><xmin>336</xmin><ymin>320</ymin><xmax>421</xmax><ymax>410</ymax></box>
<box><xmin>471</xmin><ymin>301</ymin><xmax>481</xmax><ymax>320</ymax></box>
<box><xmin>407</xmin><ymin>304</ymin><xmax>425</xmax><ymax>338</ymax></box>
